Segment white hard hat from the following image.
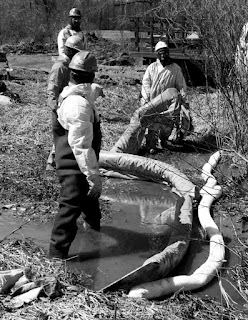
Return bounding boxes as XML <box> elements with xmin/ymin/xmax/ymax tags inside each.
<box><xmin>69</xmin><ymin>8</ymin><xmax>81</xmax><ymax>17</ymax></box>
<box><xmin>155</xmin><ymin>41</ymin><xmax>168</xmax><ymax>52</ymax></box>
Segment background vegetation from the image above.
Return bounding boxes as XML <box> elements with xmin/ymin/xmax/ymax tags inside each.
<box><xmin>1</xmin><ymin>0</ymin><xmax>248</xmax><ymax>158</ymax></box>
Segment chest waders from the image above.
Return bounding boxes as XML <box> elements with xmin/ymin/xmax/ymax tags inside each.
<box><xmin>49</xmin><ymin>94</ymin><xmax>102</xmax><ymax>259</ymax></box>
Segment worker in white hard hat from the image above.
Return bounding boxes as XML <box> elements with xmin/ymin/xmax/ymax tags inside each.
<box><xmin>57</xmin><ymin>7</ymin><xmax>87</xmax><ymax>58</ymax></box>
<box><xmin>141</xmin><ymin>41</ymin><xmax>192</xmax><ymax>153</ymax></box>
<box><xmin>49</xmin><ymin>51</ymin><xmax>103</xmax><ymax>259</ymax></box>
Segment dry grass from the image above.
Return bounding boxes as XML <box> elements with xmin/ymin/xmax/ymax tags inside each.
<box><xmin>0</xmin><ymin>238</ymin><xmax>245</xmax><ymax>320</ymax></box>
<box><xmin>96</xmin><ymin>85</ymin><xmax>140</xmax><ymax>151</ymax></box>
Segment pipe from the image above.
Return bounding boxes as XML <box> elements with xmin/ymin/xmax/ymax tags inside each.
<box><xmin>128</xmin><ymin>150</ymin><xmax>225</xmax><ymax>299</ymax></box>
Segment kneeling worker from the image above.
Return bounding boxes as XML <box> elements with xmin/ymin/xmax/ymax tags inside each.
<box><xmin>141</xmin><ymin>41</ymin><xmax>192</xmax><ymax>153</ymax></box>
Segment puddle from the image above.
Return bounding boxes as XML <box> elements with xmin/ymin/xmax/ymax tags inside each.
<box><xmin>68</xmin><ymin>178</ymin><xmax>180</xmax><ymax>291</ymax></box>
<box><xmin>0</xmin><ymin>177</ymin><xmax>247</xmax><ymax>309</ymax></box>
<box><xmin>172</xmin><ymin>213</ymin><xmax>246</xmax><ymax>307</ymax></box>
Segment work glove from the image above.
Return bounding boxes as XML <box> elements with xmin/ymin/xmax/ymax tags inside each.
<box><xmin>87</xmin><ymin>174</ymin><xmax>102</xmax><ymax>199</ymax></box>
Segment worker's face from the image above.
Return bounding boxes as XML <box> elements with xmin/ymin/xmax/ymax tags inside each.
<box><xmin>70</xmin><ymin>16</ymin><xmax>81</xmax><ymax>29</ymax></box>
<box><xmin>157</xmin><ymin>48</ymin><xmax>170</xmax><ymax>66</ymax></box>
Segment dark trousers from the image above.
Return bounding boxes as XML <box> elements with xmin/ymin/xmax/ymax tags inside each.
<box><xmin>50</xmin><ymin>173</ymin><xmax>101</xmax><ymax>253</ymax></box>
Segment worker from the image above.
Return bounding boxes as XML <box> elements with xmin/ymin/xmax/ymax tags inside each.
<box><xmin>57</xmin><ymin>7</ymin><xmax>87</xmax><ymax>58</ymax></box>
<box><xmin>49</xmin><ymin>51</ymin><xmax>102</xmax><ymax>259</ymax></box>
<box><xmin>141</xmin><ymin>41</ymin><xmax>191</xmax><ymax>153</ymax></box>
<box><xmin>46</xmin><ymin>34</ymin><xmax>87</xmax><ymax>170</ymax></box>
<box><xmin>47</xmin><ymin>34</ymin><xmax>86</xmax><ymax>111</ymax></box>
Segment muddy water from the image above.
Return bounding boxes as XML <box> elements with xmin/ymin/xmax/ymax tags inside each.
<box><xmin>68</xmin><ymin>178</ymin><xmax>179</xmax><ymax>290</ymax></box>
<box><xmin>173</xmin><ymin>216</ymin><xmax>245</xmax><ymax>306</ymax></box>
<box><xmin>0</xmin><ymin>177</ymin><xmax>246</xmax><ymax>308</ymax></box>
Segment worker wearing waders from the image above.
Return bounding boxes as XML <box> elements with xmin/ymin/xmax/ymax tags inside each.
<box><xmin>49</xmin><ymin>51</ymin><xmax>102</xmax><ymax>259</ymax></box>
<box><xmin>57</xmin><ymin>8</ymin><xmax>87</xmax><ymax>58</ymax></box>
<box><xmin>141</xmin><ymin>41</ymin><xmax>192</xmax><ymax>153</ymax></box>
<box><xmin>46</xmin><ymin>35</ymin><xmax>87</xmax><ymax>170</ymax></box>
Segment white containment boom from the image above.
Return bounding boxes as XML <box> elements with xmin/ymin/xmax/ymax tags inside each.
<box><xmin>99</xmin><ymin>150</ymin><xmax>198</xmax><ymax>291</ymax></box>
<box><xmin>128</xmin><ymin>151</ymin><xmax>225</xmax><ymax>299</ymax></box>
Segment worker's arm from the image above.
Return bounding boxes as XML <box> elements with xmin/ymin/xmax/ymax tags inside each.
<box><xmin>239</xmin><ymin>22</ymin><xmax>248</xmax><ymax>51</ymax></box>
<box><xmin>57</xmin><ymin>28</ymin><xmax>72</xmax><ymax>57</ymax></box>
<box><xmin>69</xmin><ymin>100</ymin><xmax>99</xmax><ymax>180</ymax></box>
<box><xmin>141</xmin><ymin>66</ymin><xmax>152</xmax><ymax>103</ymax></box>
<box><xmin>47</xmin><ymin>66</ymin><xmax>65</xmax><ymax>110</ymax></box>
<box><xmin>175</xmin><ymin>65</ymin><xmax>187</xmax><ymax>98</ymax></box>
<box><xmin>58</xmin><ymin>95</ymin><xmax>100</xmax><ymax>179</ymax></box>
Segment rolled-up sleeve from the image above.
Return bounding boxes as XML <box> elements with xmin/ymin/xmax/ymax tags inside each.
<box><xmin>57</xmin><ymin>29</ymin><xmax>67</xmax><ymax>57</ymax></box>
<box><xmin>59</xmin><ymin>96</ymin><xmax>100</xmax><ymax>178</ymax></box>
